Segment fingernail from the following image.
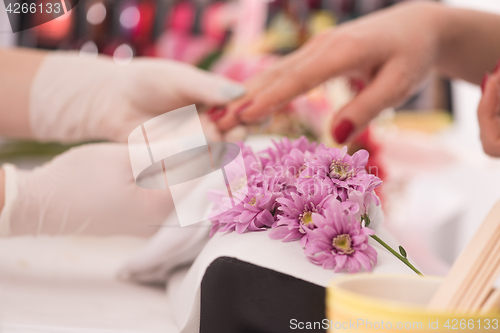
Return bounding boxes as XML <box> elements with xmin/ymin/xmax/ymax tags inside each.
<box><xmin>209</xmin><ymin>107</ymin><xmax>227</xmax><ymax>122</ymax></box>
<box><xmin>494</xmin><ymin>59</ymin><xmax>500</xmax><ymax>74</ymax></box>
<box><xmin>235</xmin><ymin>101</ymin><xmax>253</xmax><ymax>115</ymax></box>
<box><xmin>220</xmin><ymin>83</ymin><xmax>246</xmax><ymax>101</ymax></box>
<box><xmin>333</xmin><ymin>119</ymin><xmax>355</xmax><ymax>144</ymax></box>
<box><xmin>350</xmin><ymin>78</ymin><xmax>365</xmax><ymax>93</ymax></box>
<box><xmin>481</xmin><ymin>72</ymin><xmax>490</xmax><ymax>93</ymax></box>
<box><xmin>207</xmin><ymin>106</ymin><xmax>219</xmax><ymax>116</ymax></box>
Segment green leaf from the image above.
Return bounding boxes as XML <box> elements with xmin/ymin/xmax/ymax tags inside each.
<box><xmin>399</xmin><ymin>246</ymin><xmax>407</xmax><ymax>258</ymax></box>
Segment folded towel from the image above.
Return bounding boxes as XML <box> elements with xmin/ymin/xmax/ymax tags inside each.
<box><xmin>167</xmin><ymin>226</ymin><xmax>414</xmax><ymax>332</ymax></box>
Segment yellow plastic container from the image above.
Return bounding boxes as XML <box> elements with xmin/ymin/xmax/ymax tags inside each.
<box><xmin>326</xmin><ymin>274</ymin><xmax>500</xmax><ymax>332</ymax></box>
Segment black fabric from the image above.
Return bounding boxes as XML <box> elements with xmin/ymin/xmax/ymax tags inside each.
<box><xmin>200</xmin><ymin>257</ymin><xmax>327</xmax><ymax>333</ymax></box>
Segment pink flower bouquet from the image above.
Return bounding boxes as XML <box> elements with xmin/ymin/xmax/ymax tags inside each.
<box><xmin>209</xmin><ymin>136</ymin><xmax>421</xmax><ymax>275</ymax></box>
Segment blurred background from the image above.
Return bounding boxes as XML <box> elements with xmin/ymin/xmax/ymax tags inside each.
<box><xmin>1</xmin><ymin>0</ymin><xmax>500</xmax><ymax>331</ymax></box>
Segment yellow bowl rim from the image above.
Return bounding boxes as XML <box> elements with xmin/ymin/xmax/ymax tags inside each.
<box><xmin>327</xmin><ymin>273</ymin><xmax>500</xmax><ymax>319</ymax></box>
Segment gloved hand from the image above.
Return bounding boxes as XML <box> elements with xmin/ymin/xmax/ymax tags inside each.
<box><xmin>29</xmin><ymin>52</ymin><xmax>246</xmax><ymax>143</ymax></box>
<box><xmin>0</xmin><ymin>144</ymin><xmax>173</xmax><ymax>237</ymax></box>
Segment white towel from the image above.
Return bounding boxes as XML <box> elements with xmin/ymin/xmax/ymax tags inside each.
<box><xmin>167</xmin><ymin>226</ymin><xmax>415</xmax><ymax>332</ymax></box>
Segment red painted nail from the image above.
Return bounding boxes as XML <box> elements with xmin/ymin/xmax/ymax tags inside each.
<box><xmin>206</xmin><ymin>106</ymin><xmax>219</xmax><ymax>116</ymax></box>
<box><xmin>350</xmin><ymin>78</ymin><xmax>365</xmax><ymax>93</ymax></box>
<box><xmin>333</xmin><ymin>119</ymin><xmax>355</xmax><ymax>144</ymax></box>
<box><xmin>481</xmin><ymin>72</ymin><xmax>490</xmax><ymax>93</ymax></box>
<box><xmin>494</xmin><ymin>58</ymin><xmax>500</xmax><ymax>74</ymax></box>
<box><xmin>235</xmin><ymin>101</ymin><xmax>253</xmax><ymax>115</ymax></box>
<box><xmin>209</xmin><ymin>107</ymin><xmax>227</xmax><ymax>122</ymax></box>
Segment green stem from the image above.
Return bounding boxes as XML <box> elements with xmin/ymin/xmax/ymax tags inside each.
<box><xmin>370</xmin><ymin>235</ymin><xmax>423</xmax><ymax>276</ymax></box>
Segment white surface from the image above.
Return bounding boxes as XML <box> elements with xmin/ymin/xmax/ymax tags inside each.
<box><xmin>444</xmin><ymin>0</ymin><xmax>500</xmax><ymax>14</ymax></box>
<box><xmin>0</xmin><ymin>236</ymin><xmax>178</xmax><ymax>333</ymax></box>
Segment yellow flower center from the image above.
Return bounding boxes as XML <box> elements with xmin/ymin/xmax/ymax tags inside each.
<box><xmin>248</xmin><ymin>197</ymin><xmax>257</xmax><ymax>206</ymax></box>
<box><xmin>301</xmin><ymin>211</ymin><xmax>313</xmax><ymax>225</ymax></box>
<box><xmin>329</xmin><ymin>160</ymin><xmax>353</xmax><ymax>181</ymax></box>
<box><xmin>332</xmin><ymin>234</ymin><xmax>354</xmax><ymax>255</ymax></box>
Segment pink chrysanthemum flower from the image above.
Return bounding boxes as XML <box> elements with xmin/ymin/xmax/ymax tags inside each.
<box><xmin>260</xmin><ymin>137</ymin><xmax>321</xmax><ymax>187</ymax></box>
<box><xmin>354</xmin><ymin>171</ymin><xmax>382</xmax><ymax>195</ymax></box>
<box><xmin>265</xmin><ymin>136</ymin><xmax>320</xmax><ymax>164</ymax></box>
<box><xmin>297</xmin><ymin>146</ymin><xmax>380</xmax><ymax>201</ymax></box>
<box><xmin>204</xmin><ymin>138</ymin><xmax>426</xmax><ymax>274</ymax></box>
<box><xmin>282</xmin><ymin>148</ymin><xmax>309</xmax><ymax>179</ymax></box>
<box><xmin>344</xmin><ymin>189</ymin><xmax>385</xmax><ymax>231</ymax></box>
<box><xmin>208</xmin><ymin>142</ymin><xmax>263</xmax><ymax>218</ymax></box>
<box><xmin>212</xmin><ymin>186</ymin><xmax>283</xmax><ymax>235</ymax></box>
<box><xmin>305</xmin><ymin>200</ymin><xmax>377</xmax><ymax>273</ymax></box>
<box><xmin>268</xmin><ymin>185</ymin><xmax>335</xmax><ymax>246</ymax></box>
<box><xmin>347</xmin><ymin>189</ymin><xmax>378</xmax><ymax>219</ymax></box>
<box><xmin>234</xmin><ymin>142</ymin><xmax>267</xmax><ymax>187</ymax></box>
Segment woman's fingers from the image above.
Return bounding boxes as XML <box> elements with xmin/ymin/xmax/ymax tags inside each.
<box><xmin>215</xmin><ymin>38</ymin><xmax>327</xmax><ymax>131</ymax></box>
<box><xmin>215</xmin><ymin>2</ymin><xmax>441</xmax><ymax>136</ymax></box>
<box><xmin>216</xmin><ymin>29</ymin><xmax>363</xmax><ymax>132</ymax></box>
<box><xmin>331</xmin><ymin>58</ymin><xmax>413</xmax><ymax>143</ymax></box>
<box><xmin>478</xmin><ymin>73</ymin><xmax>500</xmax><ymax>157</ymax></box>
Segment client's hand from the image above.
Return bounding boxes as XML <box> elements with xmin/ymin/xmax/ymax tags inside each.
<box><xmin>30</xmin><ymin>53</ymin><xmax>246</xmax><ymax>143</ymax></box>
<box><xmin>216</xmin><ymin>1</ymin><xmax>446</xmax><ymax>142</ymax></box>
<box><xmin>3</xmin><ymin>144</ymin><xmax>172</xmax><ymax>237</ymax></box>
<box><xmin>478</xmin><ymin>70</ymin><xmax>500</xmax><ymax>157</ymax></box>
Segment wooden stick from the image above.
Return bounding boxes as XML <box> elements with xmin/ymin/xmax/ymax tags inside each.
<box><xmin>458</xmin><ymin>236</ymin><xmax>500</xmax><ymax>311</ymax></box>
<box><xmin>469</xmin><ymin>254</ymin><xmax>500</xmax><ymax>312</ymax></box>
<box><xmin>481</xmin><ymin>288</ymin><xmax>500</xmax><ymax>314</ymax></box>
<box><xmin>428</xmin><ymin>200</ymin><xmax>500</xmax><ymax>311</ymax></box>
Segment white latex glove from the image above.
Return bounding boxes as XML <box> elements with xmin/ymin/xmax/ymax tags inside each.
<box><xmin>29</xmin><ymin>52</ymin><xmax>246</xmax><ymax>143</ymax></box>
<box><xmin>0</xmin><ymin>144</ymin><xmax>173</xmax><ymax>237</ymax></box>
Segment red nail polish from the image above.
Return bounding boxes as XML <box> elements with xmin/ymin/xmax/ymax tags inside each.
<box><xmin>481</xmin><ymin>72</ymin><xmax>490</xmax><ymax>93</ymax></box>
<box><xmin>333</xmin><ymin>119</ymin><xmax>355</xmax><ymax>144</ymax></box>
<box><xmin>235</xmin><ymin>101</ymin><xmax>253</xmax><ymax>115</ymax></box>
<box><xmin>210</xmin><ymin>108</ymin><xmax>227</xmax><ymax>122</ymax></box>
<box><xmin>207</xmin><ymin>106</ymin><xmax>219</xmax><ymax>116</ymax></box>
<box><xmin>494</xmin><ymin>59</ymin><xmax>500</xmax><ymax>74</ymax></box>
<box><xmin>350</xmin><ymin>78</ymin><xmax>365</xmax><ymax>93</ymax></box>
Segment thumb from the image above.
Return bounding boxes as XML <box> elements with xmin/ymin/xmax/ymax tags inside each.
<box><xmin>478</xmin><ymin>73</ymin><xmax>500</xmax><ymax>157</ymax></box>
<box><xmin>331</xmin><ymin>59</ymin><xmax>412</xmax><ymax>144</ymax></box>
<box><xmin>172</xmin><ymin>64</ymin><xmax>246</xmax><ymax>105</ymax></box>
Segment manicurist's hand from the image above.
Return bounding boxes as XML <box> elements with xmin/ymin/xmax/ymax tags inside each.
<box><xmin>0</xmin><ymin>144</ymin><xmax>172</xmax><ymax>237</ymax></box>
<box><xmin>0</xmin><ymin>48</ymin><xmax>245</xmax><ymax>143</ymax></box>
<box><xmin>30</xmin><ymin>54</ymin><xmax>246</xmax><ymax>143</ymax></box>
<box><xmin>216</xmin><ymin>1</ymin><xmax>500</xmax><ymax>144</ymax></box>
